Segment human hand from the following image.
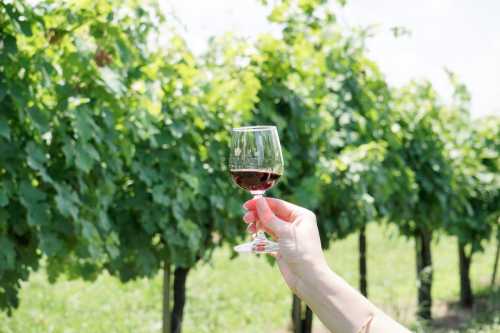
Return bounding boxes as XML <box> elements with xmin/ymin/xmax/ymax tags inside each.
<box><xmin>243</xmin><ymin>197</ymin><xmax>412</xmax><ymax>333</ymax></box>
<box><xmin>242</xmin><ymin>197</ymin><xmax>328</xmax><ymax>293</ymax></box>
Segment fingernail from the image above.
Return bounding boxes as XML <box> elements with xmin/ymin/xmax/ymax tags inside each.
<box><xmin>243</xmin><ymin>212</ymin><xmax>251</xmax><ymax>223</ymax></box>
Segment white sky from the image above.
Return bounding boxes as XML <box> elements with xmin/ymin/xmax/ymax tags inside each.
<box><xmin>162</xmin><ymin>0</ymin><xmax>500</xmax><ymax>118</ymax></box>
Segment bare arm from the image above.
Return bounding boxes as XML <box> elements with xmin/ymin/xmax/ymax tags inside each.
<box><xmin>294</xmin><ymin>264</ymin><xmax>410</xmax><ymax>333</ymax></box>
<box><xmin>243</xmin><ymin>197</ymin><xmax>411</xmax><ymax>333</ymax></box>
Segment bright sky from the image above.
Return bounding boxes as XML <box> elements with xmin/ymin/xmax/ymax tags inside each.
<box><xmin>163</xmin><ymin>0</ymin><xmax>500</xmax><ymax>118</ymax></box>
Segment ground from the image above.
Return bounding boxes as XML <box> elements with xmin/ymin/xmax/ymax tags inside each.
<box><xmin>0</xmin><ymin>224</ymin><xmax>499</xmax><ymax>333</ymax></box>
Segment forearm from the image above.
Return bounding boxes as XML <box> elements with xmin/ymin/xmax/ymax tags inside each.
<box><xmin>294</xmin><ymin>264</ymin><xmax>410</xmax><ymax>333</ymax></box>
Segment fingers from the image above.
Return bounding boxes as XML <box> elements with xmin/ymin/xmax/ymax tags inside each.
<box><xmin>243</xmin><ymin>209</ymin><xmax>275</xmax><ymax>237</ymax></box>
<box><xmin>243</xmin><ymin>211</ymin><xmax>257</xmax><ymax>234</ymax></box>
<box><xmin>242</xmin><ymin>197</ymin><xmax>299</xmax><ymax>238</ymax></box>
<box><xmin>243</xmin><ymin>211</ymin><xmax>256</xmax><ymax>224</ymax></box>
<box><xmin>243</xmin><ymin>197</ymin><xmax>301</xmax><ymax>222</ymax></box>
<box><xmin>254</xmin><ymin>197</ymin><xmax>286</xmax><ymax>235</ymax></box>
<box><xmin>246</xmin><ymin>223</ymin><xmax>257</xmax><ymax>234</ymax></box>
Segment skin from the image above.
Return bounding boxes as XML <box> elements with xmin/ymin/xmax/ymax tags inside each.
<box><xmin>242</xmin><ymin>197</ymin><xmax>412</xmax><ymax>333</ymax></box>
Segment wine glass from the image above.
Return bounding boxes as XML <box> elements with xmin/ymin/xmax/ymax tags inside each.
<box><xmin>229</xmin><ymin>126</ymin><xmax>284</xmax><ymax>254</ymax></box>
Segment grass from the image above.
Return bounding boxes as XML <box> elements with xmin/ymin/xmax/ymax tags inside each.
<box><xmin>0</xmin><ymin>224</ymin><xmax>499</xmax><ymax>333</ymax></box>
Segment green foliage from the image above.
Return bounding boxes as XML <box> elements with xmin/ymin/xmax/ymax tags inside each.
<box><xmin>0</xmin><ymin>225</ymin><xmax>498</xmax><ymax>333</ymax></box>
<box><xmin>106</xmin><ymin>35</ymin><xmax>259</xmax><ymax>277</ymax></box>
<box><xmin>0</xmin><ymin>0</ymin><xmax>498</xmax><ymax>323</ymax></box>
<box><xmin>390</xmin><ymin>81</ymin><xmax>457</xmax><ymax>234</ymax></box>
<box><xmin>443</xmin><ymin>74</ymin><xmax>500</xmax><ymax>254</ymax></box>
<box><xmin>248</xmin><ymin>0</ymin><xmax>416</xmax><ymax>245</ymax></box>
<box><xmin>0</xmin><ymin>0</ymin><xmax>256</xmax><ymax>311</ymax></box>
<box><xmin>388</xmin><ymin>72</ymin><xmax>499</xmax><ymax>247</ymax></box>
<box><xmin>0</xmin><ymin>0</ymin><xmax>172</xmax><ymax>308</ymax></box>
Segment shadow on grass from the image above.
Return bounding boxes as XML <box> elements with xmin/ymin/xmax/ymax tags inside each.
<box><xmin>429</xmin><ymin>285</ymin><xmax>500</xmax><ymax>332</ymax></box>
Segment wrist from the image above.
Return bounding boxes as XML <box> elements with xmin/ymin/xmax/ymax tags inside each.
<box><xmin>294</xmin><ymin>263</ymin><xmax>378</xmax><ymax>333</ymax></box>
<box><xmin>294</xmin><ymin>260</ymin><xmax>333</xmax><ymax>299</ymax></box>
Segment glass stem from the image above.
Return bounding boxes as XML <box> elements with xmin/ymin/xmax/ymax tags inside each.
<box><xmin>252</xmin><ymin>193</ymin><xmax>267</xmax><ymax>240</ymax></box>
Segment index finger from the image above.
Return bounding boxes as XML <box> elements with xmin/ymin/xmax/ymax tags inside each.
<box><xmin>243</xmin><ymin>197</ymin><xmax>302</xmax><ymax>222</ymax></box>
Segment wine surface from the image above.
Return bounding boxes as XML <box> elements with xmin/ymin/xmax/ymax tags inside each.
<box><xmin>230</xmin><ymin>169</ymin><xmax>281</xmax><ymax>192</ymax></box>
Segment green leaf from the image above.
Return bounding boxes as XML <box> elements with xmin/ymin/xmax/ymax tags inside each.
<box><xmin>98</xmin><ymin>210</ymin><xmax>112</xmax><ymax>232</ymax></box>
<box><xmin>55</xmin><ymin>184</ymin><xmax>79</xmax><ymax>219</ymax></box>
<box><xmin>0</xmin><ymin>116</ymin><xmax>10</xmax><ymax>140</ymax></box>
<box><xmin>0</xmin><ymin>81</ymin><xmax>7</xmax><ymax>102</ymax></box>
<box><xmin>178</xmin><ymin>219</ymin><xmax>202</xmax><ymax>251</ymax></box>
<box><xmin>81</xmin><ymin>221</ymin><xmax>99</xmax><ymax>244</ymax></box>
<box><xmin>27</xmin><ymin>107</ymin><xmax>50</xmax><ymax>133</ymax></box>
<box><xmin>3</xmin><ymin>35</ymin><xmax>17</xmax><ymax>55</ymax></box>
<box><xmin>19</xmin><ymin>181</ymin><xmax>46</xmax><ymax>207</ymax></box>
<box><xmin>0</xmin><ymin>236</ymin><xmax>16</xmax><ymax>270</ymax></box>
<box><xmin>26</xmin><ymin>141</ymin><xmax>52</xmax><ymax>183</ymax></box>
<box><xmin>180</xmin><ymin>173</ymin><xmax>199</xmax><ymax>191</ymax></box>
<box><xmin>116</xmin><ymin>38</ymin><xmax>132</xmax><ymax>63</ymax></box>
<box><xmin>98</xmin><ymin>67</ymin><xmax>125</xmax><ymax>96</ymax></box>
<box><xmin>75</xmin><ymin>142</ymin><xmax>99</xmax><ymax>172</ymax></box>
<box><xmin>151</xmin><ymin>185</ymin><xmax>170</xmax><ymax>206</ymax></box>
<box><xmin>0</xmin><ymin>185</ymin><xmax>8</xmax><ymax>207</ymax></box>
<box><xmin>74</xmin><ymin>107</ymin><xmax>98</xmax><ymax>142</ymax></box>
<box><xmin>19</xmin><ymin>20</ymin><xmax>33</xmax><ymax>36</ymax></box>
<box><xmin>39</xmin><ymin>232</ymin><xmax>64</xmax><ymax>256</ymax></box>
<box><xmin>172</xmin><ymin>202</ymin><xmax>184</xmax><ymax>221</ymax></box>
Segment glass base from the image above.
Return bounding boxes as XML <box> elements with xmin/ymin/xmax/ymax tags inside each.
<box><xmin>234</xmin><ymin>232</ymin><xmax>279</xmax><ymax>254</ymax></box>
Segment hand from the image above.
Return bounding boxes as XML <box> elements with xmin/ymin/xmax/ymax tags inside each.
<box><xmin>243</xmin><ymin>198</ymin><xmax>412</xmax><ymax>333</ymax></box>
<box><xmin>243</xmin><ymin>197</ymin><xmax>328</xmax><ymax>293</ymax></box>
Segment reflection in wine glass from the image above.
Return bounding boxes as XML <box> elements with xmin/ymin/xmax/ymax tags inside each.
<box><xmin>229</xmin><ymin>126</ymin><xmax>284</xmax><ymax>254</ymax></box>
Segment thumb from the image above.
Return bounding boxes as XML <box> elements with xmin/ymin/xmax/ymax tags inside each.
<box><xmin>256</xmin><ymin>197</ymin><xmax>286</xmax><ymax>236</ymax></box>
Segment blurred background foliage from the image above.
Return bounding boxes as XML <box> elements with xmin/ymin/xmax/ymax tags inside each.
<box><xmin>0</xmin><ymin>0</ymin><xmax>498</xmax><ymax>332</ymax></box>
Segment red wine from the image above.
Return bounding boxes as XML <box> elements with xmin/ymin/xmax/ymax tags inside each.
<box><xmin>230</xmin><ymin>169</ymin><xmax>281</xmax><ymax>192</ymax></box>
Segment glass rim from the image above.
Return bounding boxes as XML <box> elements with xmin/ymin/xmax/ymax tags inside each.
<box><xmin>232</xmin><ymin>125</ymin><xmax>277</xmax><ymax>132</ymax></box>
